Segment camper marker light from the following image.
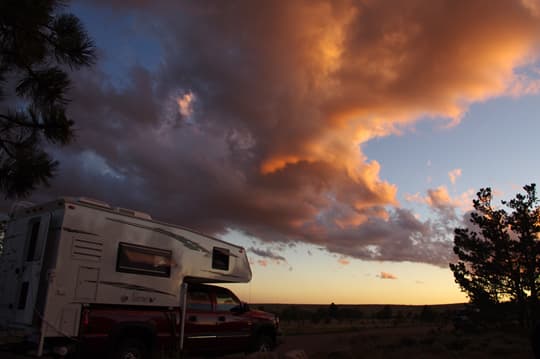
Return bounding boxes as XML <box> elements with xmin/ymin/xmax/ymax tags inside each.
<box><xmin>82</xmin><ymin>309</ymin><xmax>89</xmax><ymax>327</ymax></box>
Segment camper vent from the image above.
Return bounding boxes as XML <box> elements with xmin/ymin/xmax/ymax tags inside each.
<box><xmin>72</xmin><ymin>238</ymin><xmax>103</xmax><ymax>262</ymax></box>
<box><xmin>116</xmin><ymin>207</ymin><xmax>152</xmax><ymax>220</ymax></box>
<box><xmin>78</xmin><ymin>197</ymin><xmax>111</xmax><ymax>209</ymax></box>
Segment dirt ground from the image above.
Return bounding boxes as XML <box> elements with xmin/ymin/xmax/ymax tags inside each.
<box><xmin>276</xmin><ymin>326</ymin><xmax>535</xmax><ymax>358</ymax></box>
<box><xmin>1</xmin><ymin>325</ymin><xmax>536</xmax><ymax>358</ymax></box>
<box><xmin>227</xmin><ymin>324</ymin><xmax>535</xmax><ymax>359</ymax></box>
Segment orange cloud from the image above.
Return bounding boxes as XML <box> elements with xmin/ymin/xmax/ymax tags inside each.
<box><xmin>406</xmin><ymin>186</ymin><xmax>475</xmax><ymax>216</ymax></box>
<box><xmin>426</xmin><ymin>186</ymin><xmax>475</xmax><ymax>212</ymax></box>
<box><xmin>56</xmin><ymin>0</ymin><xmax>540</xmax><ymax>267</ymax></box>
<box><xmin>338</xmin><ymin>256</ymin><xmax>350</xmax><ymax>265</ymax></box>
<box><xmin>260</xmin><ymin>156</ymin><xmax>312</xmax><ymax>175</ymax></box>
<box><xmin>448</xmin><ymin>169</ymin><xmax>462</xmax><ymax>185</ymax></box>
<box><xmin>254</xmin><ymin>0</ymin><xmax>540</xmax><ymax>236</ymax></box>
<box><xmin>426</xmin><ymin>187</ymin><xmax>454</xmax><ymax>208</ymax></box>
<box><xmin>379</xmin><ymin>272</ymin><xmax>398</xmax><ymax>280</ymax></box>
<box><xmin>176</xmin><ymin>91</ymin><xmax>195</xmax><ymax>118</ymax></box>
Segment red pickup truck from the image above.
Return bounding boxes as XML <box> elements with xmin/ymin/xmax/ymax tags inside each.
<box><xmin>76</xmin><ymin>283</ymin><xmax>280</xmax><ymax>358</ymax></box>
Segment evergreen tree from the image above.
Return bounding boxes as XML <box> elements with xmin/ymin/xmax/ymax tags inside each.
<box><xmin>0</xmin><ymin>0</ymin><xmax>95</xmax><ymax>198</ymax></box>
<box><xmin>450</xmin><ymin>184</ymin><xmax>540</xmax><ymax>327</ymax></box>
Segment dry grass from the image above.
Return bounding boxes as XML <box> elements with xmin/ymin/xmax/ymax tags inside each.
<box><xmin>237</xmin><ymin>324</ymin><xmax>534</xmax><ymax>358</ymax></box>
<box><xmin>304</xmin><ymin>326</ymin><xmax>534</xmax><ymax>358</ymax></box>
<box><xmin>249</xmin><ymin>303</ymin><xmax>534</xmax><ymax>358</ymax></box>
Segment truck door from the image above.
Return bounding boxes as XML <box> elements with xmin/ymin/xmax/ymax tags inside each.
<box><xmin>213</xmin><ymin>288</ymin><xmax>251</xmax><ymax>352</ymax></box>
<box><xmin>183</xmin><ymin>287</ymin><xmax>218</xmax><ymax>354</ymax></box>
<box><xmin>11</xmin><ymin>214</ymin><xmax>51</xmax><ymax>326</ymax></box>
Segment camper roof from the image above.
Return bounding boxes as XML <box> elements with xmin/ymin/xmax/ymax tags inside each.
<box><xmin>10</xmin><ymin>197</ymin><xmax>245</xmax><ymax>252</ymax></box>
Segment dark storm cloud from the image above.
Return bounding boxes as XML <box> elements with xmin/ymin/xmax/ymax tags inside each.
<box><xmin>5</xmin><ymin>0</ymin><xmax>540</xmax><ymax>267</ymax></box>
<box><xmin>322</xmin><ymin>208</ymin><xmax>455</xmax><ymax>267</ymax></box>
<box><xmin>249</xmin><ymin>247</ymin><xmax>286</xmax><ymax>262</ymax></box>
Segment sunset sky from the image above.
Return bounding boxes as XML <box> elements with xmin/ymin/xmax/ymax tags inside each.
<box><xmin>6</xmin><ymin>0</ymin><xmax>540</xmax><ymax>305</ymax></box>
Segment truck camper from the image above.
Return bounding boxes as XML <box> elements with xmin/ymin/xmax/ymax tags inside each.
<box><xmin>0</xmin><ymin>197</ymin><xmax>280</xmax><ymax>358</ymax></box>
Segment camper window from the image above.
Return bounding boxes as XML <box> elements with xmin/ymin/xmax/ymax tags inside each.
<box><xmin>212</xmin><ymin>247</ymin><xmax>229</xmax><ymax>271</ymax></box>
<box><xmin>116</xmin><ymin>242</ymin><xmax>171</xmax><ymax>277</ymax></box>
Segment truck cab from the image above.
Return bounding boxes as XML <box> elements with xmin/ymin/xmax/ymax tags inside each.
<box><xmin>80</xmin><ymin>283</ymin><xmax>280</xmax><ymax>358</ymax></box>
<box><xmin>184</xmin><ymin>284</ymin><xmax>279</xmax><ymax>355</ymax></box>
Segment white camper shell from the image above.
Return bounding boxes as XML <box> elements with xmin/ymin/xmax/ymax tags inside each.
<box><xmin>0</xmin><ymin>197</ymin><xmax>252</xmax><ymax>345</ymax></box>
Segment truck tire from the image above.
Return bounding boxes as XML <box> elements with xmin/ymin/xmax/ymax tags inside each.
<box><xmin>253</xmin><ymin>334</ymin><xmax>274</xmax><ymax>352</ymax></box>
<box><xmin>115</xmin><ymin>338</ymin><xmax>148</xmax><ymax>359</ymax></box>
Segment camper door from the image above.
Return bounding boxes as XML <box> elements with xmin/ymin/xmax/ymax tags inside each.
<box><xmin>9</xmin><ymin>213</ymin><xmax>51</xmax><ymax>326</ymax></box>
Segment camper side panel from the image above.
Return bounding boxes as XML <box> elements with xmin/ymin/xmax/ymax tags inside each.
<box><xmin>39</xmin><ymin>201</ymin><xmax>252</xmax><ymax>340</ymax></box>
<box><xmin>54</xmin><ymin>205</ymin><xmax>182</xmax><ymax>310</ymax></box>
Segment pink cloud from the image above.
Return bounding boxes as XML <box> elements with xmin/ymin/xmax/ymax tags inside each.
<box><xmin>507</xmin><ymin>73</ymin><xmax>540</xmax><ymax>97</ymax></box>
<box><xmin>404</xmin><ymin>192</ymin><xmax>424</xmax><ymax>204</ymax></box>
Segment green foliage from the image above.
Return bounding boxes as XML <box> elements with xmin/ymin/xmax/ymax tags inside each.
<box><xmin>450</xmin><ymin>184</ymin><xmax>540</xmax><ymax>327</ymax></box>
<box><xmin>0</xmin><ymin>0</ymin><xmax>95</xmax><ymax>198</ymax></box>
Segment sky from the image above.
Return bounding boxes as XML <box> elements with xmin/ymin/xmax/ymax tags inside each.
<box><xmin>5</xmin><ymin>0</ymin><xmax>540</xmax><ymax>305</ymax></box>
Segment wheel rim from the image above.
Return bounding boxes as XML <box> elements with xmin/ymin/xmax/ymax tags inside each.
<box><xmin>123</xmin><ymin>350</ymin><xmax>139</xmax><ymax>359</ymax></box>
<box><xmin>259</xmin><ymin>341</ymin><xmax>270</xmax><ymax>352</ymax></box>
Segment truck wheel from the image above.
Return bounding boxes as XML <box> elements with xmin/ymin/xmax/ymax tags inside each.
<box><xmin>254</xmin><ymin>335</ymin><xmax>274</xmax><ymax>352</ymax></box>
<box><xmin>115</xmin><ymin>339</ymin><xmax>148</xmax><ymax>359</ymax></box>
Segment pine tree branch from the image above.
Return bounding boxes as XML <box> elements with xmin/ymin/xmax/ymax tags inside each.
<box><xmin>0</xmin><ymin>138</ymin><xmax>14</xmax><ymax>158</ymax></box>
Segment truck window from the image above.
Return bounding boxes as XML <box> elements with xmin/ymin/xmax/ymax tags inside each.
<box><xmin>215</xmin><ymin>290</ymin><xmax>240</xmax><ymax>312</ymax></box>
<box><xmin>17</xmin><ymin>282</ymin><xmax>29</xmax><ymax>309</ymax></box>
<box><xmin>187</xmin><ymin>290</ymin><xmax>212</xmax><ymax>311</ymax></box>
<box><xmin>212</xmin><ymin>247</ymin><xmax>229</xmax><ymax>270</ymax></box>
<box><xmin>116</xmin><ymin>242</ymin><xmax>171</xmax><ymax>277</ymax></box>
